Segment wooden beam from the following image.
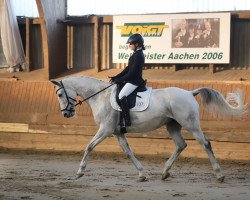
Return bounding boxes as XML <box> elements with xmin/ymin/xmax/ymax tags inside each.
<box><xmin>237</xmin><ymin>12</ymin><xmax>250</xmax><ymax>19</ymax></box>
<box><xmin>67</xmin><ymin>26</ymin><xmax>70</xmax><ymax>69</ymax></box>
<box><xmin>209</xmin><ymin>63</ymin><xmax>215</xmax><ymax>74</ymax></box>
<box><xmin>62</xmin><ymin>17</ymin><xmax>98</xmax><ymax>25</ymax></box>
<box><xmin>25</xmin><ymin>18</ymin><xmax>31</xmax><ymax>72</ymax></box>
<box><xmin>101</xmin><ymin>16</ymin><xmax>113</xmax><ymax>24</ymax></box>
<box><xmin>101</xmin><ymin>25</ymin><xmax>105</xmax><ymax>70</ymax></box>
<box><xmin>172</xmin><ymin>64</ymin><xmax>178</xmax><ymax>71</ymax></box>
<box><xmin>0</xmin><ymin>131</ymin><xmax>249</xmax><ymax>160</ymax></box>
<box><xmin>36</xmin><ymin>0</ymin><xmax>67</xmax><ymax>79</ymax></box>
<box><xmin>93</xmin><ymin>16</ymin><xmax>101</xmax><ymax>72</ymax></box>
<box><xmin>66</xmin><ymin>26</ymin><xmax>73</xmax><ymax>69</ymax></box>
<box><xmin>32</xmin><ymin>18</ymin><xmax>40</xmax><ymax>24</ymax></box>
<box><xmin>36</xmin><ymin>0</ymin><xmax>49</xmax><ymax>78</ymax></box>
<box><xmin>70</xmin><ymin>26</ymin><xmax>73</xmax><ymax>69</ymax></box>
<box><xmin>0</xmin><ymin>123</ymin><xmax>28</xmax><ymax>133</ymax></box>
<box><xmin>27</xmin><ymin>124</ymin><xmax>250</xmax><ymax>143</ymax></box>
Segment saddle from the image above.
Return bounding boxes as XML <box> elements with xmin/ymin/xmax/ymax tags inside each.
<box><xmin>110</xmin><ymin>81</ymin><xmax>152</xmax><ymax>112</ymax></box>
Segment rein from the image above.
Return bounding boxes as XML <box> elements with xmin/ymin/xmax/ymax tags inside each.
<box><xmin>57</xmin><ymin>81</ymin><xmax>114</xmax><ymax>111</ymax></box>
<box><xmin>75</xmin><ymin>83</ymin><xmax>115</xmax><ymax>107</ymax></box>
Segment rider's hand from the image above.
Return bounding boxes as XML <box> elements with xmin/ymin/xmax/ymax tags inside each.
<box><xmin>113</xmin><ymin>78</ymin><xmax>123</xmax><ymax>85</ymax></box>
<box><xmin>108</xmin><ymin>76</ymin><xmax>116</xmax><ymax>83</ymax></box>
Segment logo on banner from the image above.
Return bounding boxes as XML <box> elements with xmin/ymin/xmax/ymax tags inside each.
<box><xmin>116</xmin><ymin>22</ymin><xmax>169</xmax><ymax>37</ymax></box>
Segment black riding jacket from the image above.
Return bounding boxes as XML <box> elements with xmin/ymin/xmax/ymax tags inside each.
<box><xmin>113</xmin><ymin>49</ymin><xmax>145</xmax><ymax>86</ymax></box>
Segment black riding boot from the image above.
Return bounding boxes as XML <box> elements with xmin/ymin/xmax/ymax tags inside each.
<box><xmin>120</xmin><ymin>96</ymin><xmax>131</xmax><ymax>126</ymax></box>
<box><xmin>119</xmin><ymin>111</ymin><xmax>127</xmax><ymax>134</ymax></box>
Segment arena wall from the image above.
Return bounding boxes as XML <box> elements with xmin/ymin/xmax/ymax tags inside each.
<box><xmin>0</xmin><ymin>79</ymin><xmax>249</xmax><ymax>160</ymax></box>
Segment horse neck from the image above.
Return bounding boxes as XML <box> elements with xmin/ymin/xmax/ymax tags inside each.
<box><xmin>69</xmin><ymin>76</ymin><xmax>109</xmax><ymax>103</ymax></box>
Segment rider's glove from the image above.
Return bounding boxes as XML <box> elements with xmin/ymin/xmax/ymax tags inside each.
<box><xmin>108</xmin><ymin>76</ymin><xmax>116</xmax><ymax>83</ymax></box>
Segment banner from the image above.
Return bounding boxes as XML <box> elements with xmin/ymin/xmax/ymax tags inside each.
<box><xmin>113</xmin><ymin>13</ymin><xmax>230</xmax><ymax>64</ymax></box>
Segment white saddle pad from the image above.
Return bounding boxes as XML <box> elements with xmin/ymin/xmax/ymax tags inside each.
<box><xmin>110</xmin><ymin>86</ymin><xmax>152</xmax><ymax>112</ymax></box>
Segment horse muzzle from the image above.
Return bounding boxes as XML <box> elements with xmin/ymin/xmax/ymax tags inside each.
<box><xmin>63</xmin><ymin>110</ymin><xmax>75</xmax><ymax>118</ymax></box>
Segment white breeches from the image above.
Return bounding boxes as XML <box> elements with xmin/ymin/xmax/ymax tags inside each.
<box><xmin>118</xmin><ymin>83</ymin><xmax>138</xmax><ymax>100</ymax></box>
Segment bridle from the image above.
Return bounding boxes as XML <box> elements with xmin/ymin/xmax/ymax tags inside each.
<box><xmin>56</xmin><ymin>81</ymin><xmax>76</xmax><ymax>112</ymax></box>
<box><xmin>56</xmin><ymin>80</ymin><xmax>114</xmax><ymax>112</ymax></box>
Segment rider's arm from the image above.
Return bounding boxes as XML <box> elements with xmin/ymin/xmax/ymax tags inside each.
<box><xmin>111</xmin><ymin>66</ymin><xmax>129</xmax><ymax>80</ymax></box>
<box><xmin>114</xmin><ymin>54</ymin><xmax>143</xmax><ymax>84</ymax></box>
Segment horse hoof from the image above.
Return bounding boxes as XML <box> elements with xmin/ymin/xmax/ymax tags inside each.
<box><xmin>138</xmin><ymin>176</ymin><xmax>147</xmax><ymax>182</ymax></box>
<box><xmin>161</xmin><ymin>172</ymin><xmax>170</xmax><ymax>180</ymax></box>
<box><xmin>76</xmin><ymin>173</ymin><xmax>84</xmax><ymax>180</ymax></box>
<box><xmin>217</xmin><ymin>175</ymin><xmax>225</xmax><ymax>183</ymax></box>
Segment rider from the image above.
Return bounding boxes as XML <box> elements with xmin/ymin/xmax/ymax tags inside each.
<box><xmin>109</xmin><ymin>33</ymin><xmax>145</xmax><ymax>133</ymax></box>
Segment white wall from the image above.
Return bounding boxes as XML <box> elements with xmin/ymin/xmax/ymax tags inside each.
<box><xmin>11</xmin><ymin>0</ymin><xmax>39</xmax><ymax>17</ymax></box>
<box><xmin>9</xmin><ymin>0</ymin><xmax>250</xmax><ymax>17</ymax></box>
<box><xmin>67</xmin><ymin>0</ymin><xmax>250</xmax><ymax>16</ymax></box>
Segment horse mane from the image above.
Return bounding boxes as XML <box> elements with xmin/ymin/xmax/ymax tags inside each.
<box><xmin>64</xmin><ymin>75</ymin><xmax>108</xmax><ymax>85</ymax></box>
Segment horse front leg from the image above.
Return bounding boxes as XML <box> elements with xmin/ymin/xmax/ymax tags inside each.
<box><xmin>76</xmin><ymin>126</ymin><xmax>110</xmax><ymax>179</ymax></box>
<box><xmin>115</xmin><ymin>134</ymin><xmax>147</xmax><ymax>182</ymax></box>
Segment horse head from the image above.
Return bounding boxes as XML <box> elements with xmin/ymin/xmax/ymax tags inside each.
<box><xmin>51</xmin><ymin>80</ymin><xmax>77</xmax><ymax>118</ymax></box>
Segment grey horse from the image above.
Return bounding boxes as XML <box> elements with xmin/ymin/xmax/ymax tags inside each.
<box><xmin>51</xmin><ymin>76</ymin><xmax>246</xmax><ymax>182</ymax></box>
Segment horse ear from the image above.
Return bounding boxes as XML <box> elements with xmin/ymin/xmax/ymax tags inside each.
<box><xmin>50</xmin><ymin>80</ymin><xmax>61</xmax><ymax>87</ymax></box>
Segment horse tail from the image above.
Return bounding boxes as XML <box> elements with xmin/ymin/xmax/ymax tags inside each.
<box><xmin>192</xmin><ymin>87</ymin><xmax>247</xmax><ymax>116</ymax></box>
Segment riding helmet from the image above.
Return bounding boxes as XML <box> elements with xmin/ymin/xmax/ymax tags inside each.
<box><xmin>126</xmin><ymin>33</ymin><xmax>144</xmax><ymax>45</ymax></box>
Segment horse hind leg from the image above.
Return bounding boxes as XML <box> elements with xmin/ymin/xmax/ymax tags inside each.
<box><xmin>162</xmin><ymin>120</ymin><xmax>187</xmax><ymax>180</ymax></box>
<box><xmin>188</xmin><ymin>126</ymin><xmax>225</xmax><ymax>182</ymax></box>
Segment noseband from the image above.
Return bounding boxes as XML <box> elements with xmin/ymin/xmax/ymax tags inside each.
<box><xmin>56</xmin><ymin>81</ymin><xmax>76</xmax><ymax>112</ymax></box>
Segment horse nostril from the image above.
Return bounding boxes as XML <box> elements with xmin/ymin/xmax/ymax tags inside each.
<box><xmin>64</xmin><ymin>113</ymin><xmax>67</xmax><ymax>117</ymax></box>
